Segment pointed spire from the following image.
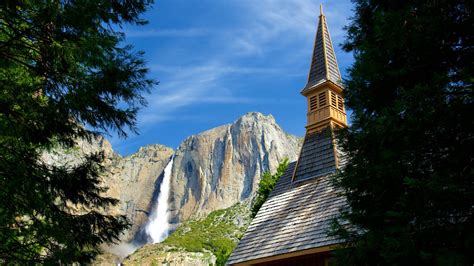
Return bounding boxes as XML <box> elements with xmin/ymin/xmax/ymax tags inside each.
<box><xmin>320</xmin><ymin>4</ymin><xmax>323</xmax><ymax>16</ymax></box>
<box><xmin>302</xmin><ymin>4</ymin><xmax>342</xmax><ymax>93</ymax></box>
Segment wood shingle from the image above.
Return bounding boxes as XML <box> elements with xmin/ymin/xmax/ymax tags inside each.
<box><xmin>302</xmin><ymin>8</ymin><xmax>342</xmax><ymax>94</ymax></box>
<box><xmin>227</xmin><ymin>161</ymin><xmax>347</xmax><ymax>265</ymax></box>
<box><xmin>293</xmin><ymin>128</ymin><xmax>336</xmax><ymax>182</ymax></box>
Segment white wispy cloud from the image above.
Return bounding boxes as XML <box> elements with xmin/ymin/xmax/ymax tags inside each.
<box><xmin>137</xmin><ymin>0</ymin><xmax>352</xmax><ymax>126</ymax></box>
<box><xmin>111</xmin><ymin>1</ymin><xmax>354</xmax><ymax>154</ymax></box>
<box><xmin>229</xmin><ymin>0</ymin><xmax>351</xmax><ymax>56</ymax></box>
<box><xmin>149</xmin><ymin>64</ymin><xmax>286</xmax><ymax>75</ymax></box>
<box><xmin>125</xmin><ymin>28</ymin><xmax>212</xmax><ymax>38</ymax></box>
<box><xmin>226</xmin><ymin>0</ymin><xmax>317</xmax><ymax>55</ymax></box>
<box><xmin>140</xmin><ymin>62</ymin><xmax>263</xmax><ymax>125</ymax></box>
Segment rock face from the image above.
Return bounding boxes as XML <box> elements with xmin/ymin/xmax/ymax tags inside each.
<box><xmin>41</xmin><ymin>135</ymin><xmax>116</xmax><ymax>167</ymax></box>
<box><xmin>106</xmin><ymin>144</ymin><xmax>174</xmax><ymax>241</ymax></box>
<box><xmin>168</xmin><ymin>112</ymin><xmax>301</xmax><ymax>222</ymax></box>
<box><xmin>122</xmin><ymin>244</ymin><xmax>216</xmax><ymax>266</ymax></box>
<box><xmin>42</xmin><ymin>137</ymin><xmax>175</xmax><ymax>244</ymax></box>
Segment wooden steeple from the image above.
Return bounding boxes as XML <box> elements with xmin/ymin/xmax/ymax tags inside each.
<box><xmin>302</xmin><ymin>4</ymin><xmax>347</xmax><ymax>133</ymax></box>
<box><xmin>292</xmin><ymin>5</ymin><xmax>347</xmax><ymax>182</ymax></box>
<box><xmin>227</xmin><ymin>6</ymin><xmax>349</xmax><ymax>265</ymax></box>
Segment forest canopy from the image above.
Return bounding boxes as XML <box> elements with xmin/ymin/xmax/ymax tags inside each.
<box><xmin>0</xmin><ymin>0</ymin><xmax>154</xmax><ymax>263</ymax></box>
<box><xmin>332</xmin><ymin>1</ymin><xmax>473</xmax><ymax>265</ymax></box>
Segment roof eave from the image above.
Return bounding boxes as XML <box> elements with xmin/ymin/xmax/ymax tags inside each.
<box><xmin>228</xmin><ymin>244</ymin><xmax>340</xmax><ymax>266</ymax></box>
<box><xmin>301</xmin><ymin>79</ymin><xmax>344</xmax><ymax>96</ymax></box>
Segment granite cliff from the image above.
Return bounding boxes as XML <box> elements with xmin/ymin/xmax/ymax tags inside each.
<box><xmin>167</xmin><ymin>112</ymin><xmax>301</xmax><ymax>224</ymax></box>
<box><xmin>46</xmin><ymin>112</ymin><xmax>302</xmax><ymax>261</ymax></box>
<box><xmin>123</xmin><ymin>112</ymin><xmax>300</xmax><ymax>245</ymax></box>
<box><xmin>106</xmin><ymin>144</ymin><xmax>174</xmax><ymax>242</ymax></box>
<box><xmin>41</xmin><ymin>137</ymin><xmax>174</xmax><ymax>244</ymax></box>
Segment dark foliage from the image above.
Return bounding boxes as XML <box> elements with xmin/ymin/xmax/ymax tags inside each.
<box><xmin>251</xmin><ymin>158</ymin><xmax>289</xmax><ymax>218</ymax></box>
<box><xmin>0</xmin><ymin>0</ymin><xmax>154</xmax><ymax>263</ymax></box>
<box><xmin>332</xmin><ymin>0</ymin><xmax>474</xmax><ymax>265</ymax></box>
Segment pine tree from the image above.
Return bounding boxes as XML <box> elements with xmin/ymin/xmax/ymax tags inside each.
<box><xmin>0</xmin><ymin>0</ymin><xmax>154</xmax><ymax>263</ymax></box>
<box><xmin>332</xmin><ymin>1</ymin><xmax>473</xmax><ymax>265</ymax></box>
<box><xmin>251</xmin><ymin>159</ymin><xmax>289</xmax><ymax>218</ymax></box>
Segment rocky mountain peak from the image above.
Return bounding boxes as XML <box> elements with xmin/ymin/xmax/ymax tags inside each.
<box><xmin>132</xmin><ymin>144</ymin><xmax>174</xmax><ymax>159</ymax></box>
<box><xmin>167</xmin><ymin>112</ymin><xmax>302</xmax><ymax>223</ymax></box>
<box><xmin>236</xmin><ymin>111</ymin><xmax>276</xmax><ymax>124</ymax></box>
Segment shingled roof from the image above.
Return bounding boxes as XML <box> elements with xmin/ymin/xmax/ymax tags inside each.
<box><xmin>227</xmin><ymin>159</ymin><xmax>347</xmax><ymax>265</ymax></box>
<box><xmin>292</xmin><ymin>128</ymin><xmax>337</xmax><ymax>183</ymax></box>
<box><xmin>302</xmin><ymin>5</ymin><xmax>342</xmax><ymax>94</ymax></box>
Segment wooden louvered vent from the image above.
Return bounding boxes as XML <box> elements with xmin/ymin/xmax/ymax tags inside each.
<box><xmin>330</xmin><ymin>91</ymin><xmax>337</xmax><ymax>108</ymax></box>
<box><xmin>318</xmin><ymin>92</ymin><xmax>326</xmax><ymax>107</ymax></box>
<box><xmin>337</xmin><ymin>95</ymin><xmax>344</xmax><ymax>111</ymax></box>
<box><xmin>310</xmin><ymin>95</ymin><xmax>318</xmax><ymax>111</ymax></box>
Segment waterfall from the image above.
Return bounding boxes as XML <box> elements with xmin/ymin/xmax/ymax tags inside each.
<box><xmin>145</xmin><ymin>156</ymin><xmax>174</xmax><ymax>243</ymax></box>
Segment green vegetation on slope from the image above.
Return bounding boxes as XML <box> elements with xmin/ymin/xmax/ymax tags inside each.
<box><xmin>162</xmin><ymin>203</ymin><xmax>252</xmax><ymax>265</ymax></box>
<box><xmin>123</xmin><ymin>244</ymin><xmax>216</xmax><ymax>265</ymax></box>
<box><xmin>251</xmin><ymin>158</ymin><xmax>289</xmax><ymax>217</ymax></box>
<box><xmin>151</xmin><ymin>160</ymin><xmax>289</xmax><ymax>265</ymax></box>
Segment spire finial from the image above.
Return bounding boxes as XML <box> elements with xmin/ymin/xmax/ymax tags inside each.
<box><xmin>320</xmin><ymin>4</ymin><xmax>324</xmax><ymax>16</ymax></box>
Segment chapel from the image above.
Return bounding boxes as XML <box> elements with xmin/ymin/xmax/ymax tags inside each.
<box><xmin>227</xmin><ymin>5</ymin><xmax>348</xmax><ymax>266</ymax></box>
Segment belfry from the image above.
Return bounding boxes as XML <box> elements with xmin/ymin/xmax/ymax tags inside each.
<box><xmin>302</xmin><ymin>5</ymin><xmax>347</xmax><ymax>133</ymax></box>
<box><xmin>228</xmin><ymin>5</ymin><xmax>348</xmax><ymax>265</ymax></box>
<box><xmin>292</xmin><ymin>4</ymin><xmax>347</xmax><ymax>183</ymax></box>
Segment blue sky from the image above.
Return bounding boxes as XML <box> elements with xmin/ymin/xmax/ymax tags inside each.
<box><xmin>110</xmin><ymin>0</ymin><xmax>355</xmax><ymax>155</ymax></box>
